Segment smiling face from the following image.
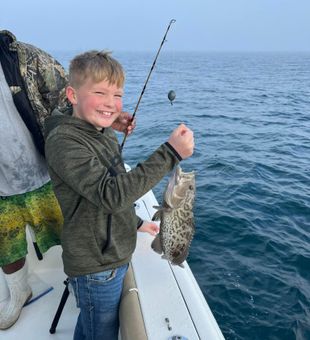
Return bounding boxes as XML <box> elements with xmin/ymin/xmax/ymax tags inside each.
<box><xmin>67</xmin><ymin>78</ymin><xmax>123</xmax><ymax>129</ymax></box>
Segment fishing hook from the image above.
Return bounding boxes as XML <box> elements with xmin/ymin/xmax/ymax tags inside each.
<box><xmin>120</xmin><ymin>19</ymin><xmax>176</xmax><ymax>152</ymax></box>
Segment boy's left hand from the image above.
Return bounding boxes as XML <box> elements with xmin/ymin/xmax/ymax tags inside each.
<box><xmin>112</xmin><ymin>112</ymin><xmax>136</xmax><ymax>135</ymax></box>
<box><xmin>138</xmin><ymin>221</ymin><xmax>160</xmax><ymax>236</ymax></box>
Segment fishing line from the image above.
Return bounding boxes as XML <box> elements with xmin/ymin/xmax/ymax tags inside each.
<box><xmin>120</xmin><ymin>19</ymin><xmax>176</xmax><ymax>152</ymax></box>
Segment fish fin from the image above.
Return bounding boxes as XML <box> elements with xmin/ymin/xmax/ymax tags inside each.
<box><xmin>152</xmin><ymin>210</ymin><xmax>161</xmax><ymax>221</ymax></box>
<box><xmin>172</xmin><ymin>259</ymin><xmax>186</xmax><ymax>268</ymax></box>
<box><xmin>161</xmin><ymin>254</ymin><xmax>169</xmax><ymax>260</ymax></box>
<box><xmin>171</xmin><ymin>247</ymin><xmax>190</xmax><ymax>268</ymax></box>
<box><xmin>151</xmin><ymin>235</ymin><xmax>163</xmax><ymax>254</ymax></box>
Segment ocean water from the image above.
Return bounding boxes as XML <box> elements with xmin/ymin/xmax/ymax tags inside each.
<box><xmin>54</xmin><ymin>51</ymin><xmax>310</xmax><ymax>340</ymax></box>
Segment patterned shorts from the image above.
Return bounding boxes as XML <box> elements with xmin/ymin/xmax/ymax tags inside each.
<box><xmin>0</xmin><ymin>181</ymin><xmax>63</xmax><ymax>267</ymax></box>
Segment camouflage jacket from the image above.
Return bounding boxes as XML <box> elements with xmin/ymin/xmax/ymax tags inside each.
<box><xmin>0</xmin><ymin>30</ymin><xmax>68</xmax><ymax>144</ymax></box>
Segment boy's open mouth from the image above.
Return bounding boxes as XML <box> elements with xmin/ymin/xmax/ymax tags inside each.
<box><xmin>97</xmin><ymin>111</ymin><xmax>112</xmax><ymax>117</ymax></box>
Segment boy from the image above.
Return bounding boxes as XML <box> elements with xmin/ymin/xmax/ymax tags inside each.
<box><xmin>44</xmin><ymin>50</ymin><xmax>194</xmax><ymax>340</ymax></box>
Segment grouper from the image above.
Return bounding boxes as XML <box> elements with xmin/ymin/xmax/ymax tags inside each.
<box><xmin>151</xmin><ymin>166</ymin><xmax>195</xmax><ymax>267</ymax></box>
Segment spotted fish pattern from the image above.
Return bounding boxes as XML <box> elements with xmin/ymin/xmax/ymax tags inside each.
<box><xmin>151</xmin><ymin>166</ymin><xmax>195</xmax><ymax>267</ymax></box>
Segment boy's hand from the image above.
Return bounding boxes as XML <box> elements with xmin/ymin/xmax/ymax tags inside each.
<box><xmin>168</xmin><ymin>123</ymin><xmax>194</xmax><ymax>159</ymax></box>
<box><xmin>138</xmin><ymin>221</ymin><xmax>160</xmax><ymax>236</ymax></box>
<box><xmin>111</xmin><ymin>112</ymin><xmax>136</xmax><ymax>135</ymax></box>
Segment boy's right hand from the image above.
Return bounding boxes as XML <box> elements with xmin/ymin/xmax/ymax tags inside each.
<box><xmin>168</xmin><ymin>123</ymin><xmax>194</xmax><ymax>159</ymax></box>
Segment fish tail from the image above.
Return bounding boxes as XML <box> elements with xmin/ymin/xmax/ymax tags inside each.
<box><xmin>151</xmin><ymin>234</ymin><xmax>163</xmax><ymax>254</ymax></box>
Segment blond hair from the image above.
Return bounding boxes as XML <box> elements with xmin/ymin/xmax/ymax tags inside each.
<box><xmin>68</xmin><ymin>50</ymin><xmax>125</xmax><ymax>88</ymax></box>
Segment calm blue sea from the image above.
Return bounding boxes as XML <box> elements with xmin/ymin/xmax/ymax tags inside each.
<box><xmin>53</xmin><ymin>50</ymin><xmax>310</xmax><ymax>340</ymax></box>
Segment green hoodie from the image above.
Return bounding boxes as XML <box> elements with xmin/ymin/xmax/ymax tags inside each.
<box><xmin>44</xmin><ymin>109</ymin><xmax>180</xmax><ymax>277</ymax></box>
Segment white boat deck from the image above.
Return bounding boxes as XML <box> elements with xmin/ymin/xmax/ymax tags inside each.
<box><xmin>0</xmin><ymin>245</ymin><xmax>78</xmax><ymax>339</ymax></box>
<box><xmin>0</xmin><ymin>190</ymin><xmax>224</xmax><ymax>340</ymax></box>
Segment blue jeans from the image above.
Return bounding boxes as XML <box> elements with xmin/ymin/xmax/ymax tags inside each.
<box><xmin>69</xmin><ymin>264</ymin><xmax>129</xmax><ymax>340</ymax></box>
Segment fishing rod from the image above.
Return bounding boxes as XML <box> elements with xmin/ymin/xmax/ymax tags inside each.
<box><xmin>120</xmin><ymin>19</ymin><xmax>176</xmax><ymax>152</ymax></box>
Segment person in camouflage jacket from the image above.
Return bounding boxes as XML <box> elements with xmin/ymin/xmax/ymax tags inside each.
<box><xmin>0</xmin><ymin>30</ymin><xmax>68</xmax><ymax>155</ymax></box>
<box><xmin>0</xmin><ymin>30</ymin><xmax>67</xmax><ymax>330</ymax></box>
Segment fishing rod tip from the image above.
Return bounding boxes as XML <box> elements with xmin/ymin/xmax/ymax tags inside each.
<box><xmin>170</xmin><ymin>19</ymin><xmax>176</xmax><ymax>24</ymax></box>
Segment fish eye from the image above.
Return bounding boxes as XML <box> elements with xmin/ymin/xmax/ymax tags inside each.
<box><xmin>189</xmin><ymin>185</ymin><xmax>194</xmax><ymax>190</ymax></box>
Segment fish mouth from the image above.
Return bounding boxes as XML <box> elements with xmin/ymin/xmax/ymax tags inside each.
<box><xmin>165</xmin><ymin>167</ymin><xmax>179</xmax><ymax>207</ymax></box>
<box><xmin>165</xmin><ymin>166</ymin><xmax>184</xmax><ymax>206</ymax></box>
<box><xmin>165</xmin><ymin>166</ymin><xmax>195</xmax><ymax>208</ymax></box>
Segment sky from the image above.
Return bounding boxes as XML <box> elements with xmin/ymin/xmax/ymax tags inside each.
<box><xmin>1</xmin><ymin>0</ymin><xmax>310</xmax><ymax>53</ymax></box>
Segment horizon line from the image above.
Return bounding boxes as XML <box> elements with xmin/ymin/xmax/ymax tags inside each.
<box><xmin>47</xmin><ymin>49</ymin><xmax>310</xmax><ymax>54</ymax></box>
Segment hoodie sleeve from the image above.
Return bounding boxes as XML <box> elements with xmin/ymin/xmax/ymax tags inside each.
<box><xmin>45</xmin><ymin>130</ymin><xmax>180</xmax><ymax>214</ymax></box>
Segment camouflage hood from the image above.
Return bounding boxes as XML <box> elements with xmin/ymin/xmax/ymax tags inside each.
<box><xmin>0</xmin><ymin>30</ymin><xmax>15</xmax><ymax>44</ymax></box>
<box><xmin>0</xmin><ymin>30</ymin><xmax>68</xmax><ymax>154</ymax></box>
